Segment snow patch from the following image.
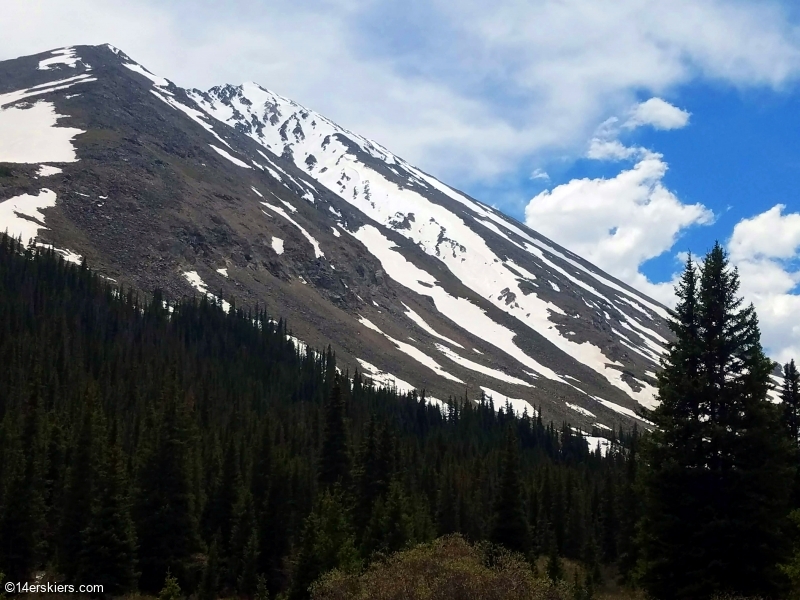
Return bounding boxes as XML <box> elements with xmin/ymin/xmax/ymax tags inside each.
<box><xmin>37</xmin><ymin>165</ymin><xmax>63</xmax><ymax>177</ymax></box>
<box><xmin>182</xmin><ymin>270</ymin><xmax>231</xmax><ymax>312</ymax></box>
<box><xmin>480</xmin><ymin>387</ymin><xmax>534</xmax><ymax>416</ymax></box>
<box><xmin>0</xmin><ymin>101</ymin><xmax>85</xmax><ymax>163</ymax></box>
<box><xmin>0</xmin><ymin>188</ymin><xmax>57</xmax><ymax>243</ymax></box>
<box><xmin>38</xmin><ymin>48</ymin><xmax>80</xmax><ymax>71</ymax></box>
<box><xmin>271</xmin><ymin>237</ymin><xmax>284</xmax><ymax>255</ymax></box>
<box><xmin>357</xmin><ymin>359</ymin><xmax>416</xmax><ymax>396</ymax></box>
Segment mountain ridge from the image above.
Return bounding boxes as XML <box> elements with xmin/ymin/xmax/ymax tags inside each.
<box><xmin>0</xmin><ymin>43</ymin><xmax>680</xmax><ymax>431</ymax></box>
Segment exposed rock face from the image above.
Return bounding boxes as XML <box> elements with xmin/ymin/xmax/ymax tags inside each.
<box><xmin>0</xmin><ymin>44</ymin><xmax>674</xmax><ymax>431</ymax></box>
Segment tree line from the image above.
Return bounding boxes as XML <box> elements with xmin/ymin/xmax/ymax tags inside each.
<box><xmin>0</xmin><ymin>232</ymin><xmax>798</xmax><ymax>599</ymax></box>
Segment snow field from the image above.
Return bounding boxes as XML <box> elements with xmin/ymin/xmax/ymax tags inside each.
<box><xmin>0</xmin><ymin>100</ymin><xmax>86</xmax><ymax>164</ymax></box>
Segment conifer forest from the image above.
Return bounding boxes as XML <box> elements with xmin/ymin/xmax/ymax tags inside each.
<box><xmin>1</xmin><ymin>232</ymin><xmax>799</xmax><ymax>600</ymax></box>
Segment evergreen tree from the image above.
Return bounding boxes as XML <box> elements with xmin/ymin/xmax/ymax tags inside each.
<box><xmin>491</xmin><ymin>428</ymin><xmax>529</xmax><ymax>554</ymax></box>
<box><xmin>198</xmin><ymin>538</ymin><xmax>220</xmax><ymax>600</ymax></box>
<box><xmin>78</xmin><ymin>434</ymin><xmax>138</xmax><ymax>595</ymax></box>
<box><xmin>229</xmin><ymin>486</ymin><xmax>258</xmax><ymax>593</ymax></box>
<box><xmin>783</xmin><ymin>359</ymin><xmax>800</xmax><ymax>448</ymax></box>
<box><xmin>546</xmin><ymin>539</ymin><xmax>565</xmax><ymax>582</ymax></box>
<box><xmin>158</xmin><ymin>569</ymin><xmax>183</xmax><ymax>600</ymax></box>
<box><xmin>362</xmin><ymin>481</ymin><xmax>414</xmax><ymax>557</ymax></box>
<box><xmin>638</xmin><ymin>245</ymin><xmax>794</xmax><ymax>599</ymax></box>
<box><xmin>288</xmin><ymin>489</ymin><xmax>359</xmax><ymax>600</ymax></box>
<box><xmin>135</xmin><ymin>390</ymin><xmax>201</xmax><ymax>592</ymax></box>
<box><xmin>254</xmin><ymin>574</ymin><xmax>269</xmax><ymax>600</ymax></box>
<box><xmin>318</xmin><ymin>377</ymin><xmax>351</xmax><ymax>490</ymax></box>
<box><xmin>57</xmin><ymin>393</ymin><xmax>98</xmax><ymax>580</ymax></box>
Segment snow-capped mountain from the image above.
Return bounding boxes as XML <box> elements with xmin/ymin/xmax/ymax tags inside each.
<box><xmin>0</xmin><ymin>44</ymin><xmax>675</xmax><ymax>431</ymax></box>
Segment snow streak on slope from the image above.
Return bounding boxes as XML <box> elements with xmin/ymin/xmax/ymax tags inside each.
<box><xmin>358</xmin><ymin>316</ymin><xmax>463</xmax><ymax>383</ymax></box>
<box><xmin>357</xmin><ymin>358</ymin><xmax>417</xmax><ymax>395</ymax></box>
<box><xmin>435</xmin><ymin>343</ymin><xmax>532</xmax><ymax>387</ymax></box>
<box><xmin>123</xmin><ymin>62</ymin><xmax>169</xmax><ymax>87</ymax></box>
<box><xmin>402</xmin><ymin>303</ymin><xmax>465</xmax><ymax>349</ymax></box>
<box><xmin>0</xmin><ymin>74</ymin><xmax>96</xmax><ymax>107</ymax></box>
<box><xmin>261</xmin><ymin>202</ymin><xmax>323</xmax><ymax>258</ymax></box>
<box><xmin>209</xmin><ymin>144</ymin><xmax>251</xmax><ymax>169</ymax></box>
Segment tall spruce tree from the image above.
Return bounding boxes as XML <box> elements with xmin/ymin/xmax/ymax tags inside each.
<box><xmin>78</xmin><ymin>432</ymin><xmax>139</xmax><ymax>595</ymax></box>
<box><xmin>638</xmin><ymin>244</ymin><xmax>794</xmax><ymax>599</ymax></box>
<box><xmin>287</xmin><ymin>489</ymin><xmax>359</xmax><ymax>600</ymax></box>
<box><xmin>490</xmin><ymin>427</ymin><xmax>529</xmax><ymax>554</ymax></box>
<box><xmin>783</xmin><ymin>359</ymin><xmax>800</xmax><ymax>448</ymax></box>
<box><xmin>318</xmin><ymin>376</ymin><xmax>351</xmax><ymax>490</ymax></box>
<box><xmin>57</xmin><ymin>392</ymin><xmax>99</xmax><ymax>580</ymax></box>
<box><xmin>135</xmin><ymin>390</ymin><xmax>201</xmax><ymax>592</ymax></box>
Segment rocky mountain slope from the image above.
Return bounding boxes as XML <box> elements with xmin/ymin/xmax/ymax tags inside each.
<box><xmin>0</xmin><ymin>44</ymin><xmax>675</xmax><ymax>432</ymax></box>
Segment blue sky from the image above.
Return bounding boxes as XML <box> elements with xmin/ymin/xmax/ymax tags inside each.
<box><xmin>3</xmin><ymin>0</ymin><xmax>800</xmax><ymax>362</ymax></box>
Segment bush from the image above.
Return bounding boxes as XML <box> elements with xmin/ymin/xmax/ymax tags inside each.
<box><xmin>310</xmin><ymin>534</ymin><xmax>572</xmax><ymax>600</ymax></box>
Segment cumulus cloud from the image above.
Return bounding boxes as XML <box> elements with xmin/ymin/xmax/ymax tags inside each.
<box><xmin>586</xmin><ymin>139</ymin><xmax>641</xmax><ymax>161</ymax></box>
<box><xmin>1</xmin><ymin>0</ymin><xmax>800</xmax><ymax>183</ymax></box>
<box><xmin>524</xmin><ymin>152</ymin><xmax>714</xmax><ymax>306</ymax></box>
<box><xmin>728</xmin><ymin>205</ymin><xmax>800</xmax><ymax>363</ymax></box>
<box><xmin>625</xmin><ymin>98</ymin><xmax>691</xmax><ymax>130</ymax></box>
<box><xmin>729</xmin><ymin>204</ymin><xmax>800</xmax><ymax>262</ymax></box>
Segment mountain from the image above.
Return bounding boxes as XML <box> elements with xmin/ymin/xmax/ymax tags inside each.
<box><xmin>0</xmin><ymin>44</ymin><xmax>675</xmax><ymax>431</ymax></box>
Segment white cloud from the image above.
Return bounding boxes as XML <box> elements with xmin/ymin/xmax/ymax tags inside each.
<box><xmin>586</xmin><ymin>139</ymin><xmax>641</xmax><ymax>161</ymax></box>
<box><xmin>1</xmin><ymin>0</ymin><xmax>799</xmax><ymax>184</ymax></box>
<box><xmin>531</xmin><ymin>168</ymin><xmax>550</xmax><ymax>181</ymax></box>
<box><xmin>729</xmin><ymin>204</ymin><xmax>800</xmax><ymax>262</ymax></box>
<box><xmin>625</xmin><ymin>98</ymin><xmax>691</xmax><ymax>130</ymax></box>
<box><xmin>728</xmin><ymin>205</ymin><xmax>800</xmax><ymax>364</ymax></box>
<box><xmin>524</xmin><ymin>152</ymin><xmax>714</xmax><ymax>306</ymax></box>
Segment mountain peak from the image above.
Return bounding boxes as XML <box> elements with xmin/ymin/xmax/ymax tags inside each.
<box><xmin>0</xmin><ymin>44</ymin><xmax>681</xmax><ymax>431</ymax></box>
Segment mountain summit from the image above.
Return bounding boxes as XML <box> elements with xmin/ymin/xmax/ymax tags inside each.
<box><xmin>0</xmin><ymin>44</ymin><xmax>674</xmax><ymax>430</ymax></box>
